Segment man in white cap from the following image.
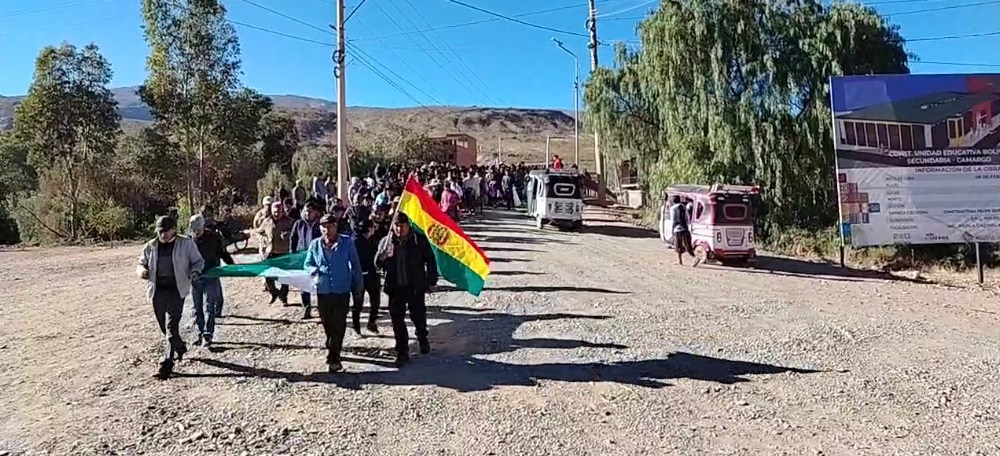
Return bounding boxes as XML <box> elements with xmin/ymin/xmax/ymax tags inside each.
<box><xmin>189</xmin><ymin>214</ymin><xmax>235</xmax><ymax>347</ymax></box>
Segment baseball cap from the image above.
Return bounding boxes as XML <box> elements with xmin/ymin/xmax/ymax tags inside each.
<box><xmin>155</xmin><ymin>216</ymin><xmax>176</xmax><ymax>232</ymax></box>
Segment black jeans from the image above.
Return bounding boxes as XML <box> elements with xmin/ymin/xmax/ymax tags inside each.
<box><xmin>387</xmin><ymin>287</ymin><xmax>428</xmax><ymax>354</ymax></box>
<box><xmin>152</xmin><ymin>285</ymin><xmax>185</xmax><ymax>365</ymax></box>
<box><xmin>265</xmin><ymin>278</ymin><xmax>289</xmax><ymax>302</ymax></box>
<box><xmin>316</xmin><ymin>293</ymin><xmax>351</xmax><ymax>364</ymax></box>
<box><xmin>352</xmin><ymin>274</ymin><xmax>382</xmax><ymax>327</ymax></box>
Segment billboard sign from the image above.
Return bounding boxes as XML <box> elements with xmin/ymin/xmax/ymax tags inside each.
<box><xmin>831</xmin><ymin>74</ymin><xmax>1000</xmax><ymax>247</ymax></box>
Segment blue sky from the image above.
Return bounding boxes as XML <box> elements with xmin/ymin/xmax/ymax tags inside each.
<box><xmin>1</xmin><ymin>0</ymin><xmax>999</xmax><ymax>109</ymax></box>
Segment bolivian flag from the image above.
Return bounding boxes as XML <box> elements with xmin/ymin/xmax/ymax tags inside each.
<box><xmin>399</xmin><ymin>175</ymin><xmax>491</xmax><ymax>296</ymax></box>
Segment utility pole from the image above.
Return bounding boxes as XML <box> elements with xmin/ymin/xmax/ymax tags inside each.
<box><xmin>334</xmin><ymin>0</ymin><xmax>349</xmax><ymax>203</ymax></box>
<box><xmin>551</xmin><ymin>38</ymin><xmax>581</xmax><ymax>167</ymax></box>
<box><xmin>497</xmin><ymin>137</ymin><xmax>502</xmax><ymax>164</ymax></box>
<box><xmin>587</xmin><ymin>0</ymin><xmax>607</xmax><ymax>205</ymax></box>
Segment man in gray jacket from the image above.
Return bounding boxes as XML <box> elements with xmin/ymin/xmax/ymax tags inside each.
<box><xmin>137</xmin><ymin>216</ymin><xmax>205</xmax><ymax>380</ymax></box>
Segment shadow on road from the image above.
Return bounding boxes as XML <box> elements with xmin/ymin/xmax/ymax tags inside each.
<box><xmin>488</xmin><ymin>257</ymin><xmax>530</xmax><ymax>263</ymax></box>
<box><xmin>434</xmin><ymin>284</ymin><xmax>629</xmax><ymax>294</ymax></box>
<box><xmin>474</xmin><ymin>235</ymin><xmax>569</xmax><ymax>245</ymax></box>
<box><xmin>481</xmin><ymin>246</ymin><xmax>540</xmax><ymax>253</ymax></box>
<box><xmin>752</xmin><ymin>255</ymin><xmax>933</xmax><ymax>284</ymax></box>
<box><xmin>187</xmin><ymin>306</ymin><xmax>818</xmax><ymax>391</ymax></box>
<box><xmin>583</xmin><ymin>223</ymin><xmax>659</xmax><ymax>239</ymax></box>
<box><xmin>488</xmin><ymin>270</ymin><xmax>544</xmax><ymax>276</ymax></box>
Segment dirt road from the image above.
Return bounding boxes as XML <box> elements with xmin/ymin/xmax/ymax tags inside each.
<box><xmin>2</xmin><ymin>208</ymin><xmax>999</xmax><ymax>455</ymax></box>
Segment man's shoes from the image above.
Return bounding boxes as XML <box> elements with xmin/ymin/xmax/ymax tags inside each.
<box><xmin>155</xmin><ymin>362</ymin><xmax>173</xmax><ymax>380</ymax></box>
<box><xmin>418</xmin><ymin>338</ymin><xmax>430</xmax><ymax>355</ymax></box>
<box><xmin>328</xmin><ymin>361</ymin><xmax>344</xmax><ymax>373</ymax></box>
<box><xmin>366</xmin><ymin>321</ymin><xmax>379</xmax><ymax>334</ymax></box>
<box><xmin>201</xmin><ymin>336</ymin><xmax>212</xmax><ymax>348</ymax></box>
<box><xmin>393</xmin><ymin>353</ymin><xmax>409</xmax><ymax>368</ymax></box>
<box><xmin>193</xmin><ymin>336</ymin><xmax>203</xmax><ymax>347</ymax></box>
<box><xmin>268</xmin><ymin>293</ymin><xmax>278</xmax><ymax>304</ymax></box>
<box><xmin>174</xmin><ymin>345</ymin><xmax>187</xmax><ymax>362</ymax></box>
<box><xmin>279</xmin><ymin>297</ymin><xmax>290</xmax><ymax>306</ymax></box>
<box><xmin>302</xmin><ymin>308</ymin><xmax>312</xmax><ymax>319</ymax></box>
<box><xmin>352</xmin><ymin>321</ymin><xmax>362</xmax><ymax>336</ymax></box>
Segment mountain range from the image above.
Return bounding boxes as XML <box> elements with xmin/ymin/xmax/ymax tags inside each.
<box><xmin>0</xmin><ymin>86</ymin><xmax>588</xmax><ymax>164</ymax></box>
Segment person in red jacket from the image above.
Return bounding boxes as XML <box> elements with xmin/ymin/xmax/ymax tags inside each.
<box><xmin>552</xmin><ymin>154</ymin><xmax>564</xmax><ymax>170</ymax></box>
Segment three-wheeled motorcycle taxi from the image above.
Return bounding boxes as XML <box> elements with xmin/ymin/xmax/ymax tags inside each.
<box><xmin>526</xmin><ymin>168</ymin><xmax>584</xmax><ymax>230</ymax></box>
<box><xmin>659</xmin><ymin>184</ymin><xmax>759</xmax><ymax>266</ymax></box>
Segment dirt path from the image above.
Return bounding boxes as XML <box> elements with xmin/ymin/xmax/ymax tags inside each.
<box><xmin>2</xmin><ymin>208</ymin><xmax>999</xmax><ymax>455</ymax></box>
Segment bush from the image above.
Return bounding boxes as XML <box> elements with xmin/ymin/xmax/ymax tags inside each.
<box><xmin>256</xmin><ymin>164</ymin><xmax>291</xmax><ymax>203</ymax></box>
<box><xmin>82</xmin><ymin>197</ymin><xmax>132</xmax><ymax>240</ymax></box>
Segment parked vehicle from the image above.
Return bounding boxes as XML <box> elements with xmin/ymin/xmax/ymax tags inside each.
<box><xmin>659</xmin><ymin>184</ymin><xmax>759</xmax><ymax>266</ymax></box>
<box><xmin>526</xmin><ymin>169</ymin><xmax>584</xmax><ymax>230</ymax></box>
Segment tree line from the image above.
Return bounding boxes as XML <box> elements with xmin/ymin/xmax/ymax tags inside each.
<box><xmin>0</xmin><ymin>0</ymin><xmax>447</xmax><ymax>245</ymax></box>
<box><xmin>583</xmin><ymin>0</ymin><xmax>988</xmax><ymax>267</ymax></box>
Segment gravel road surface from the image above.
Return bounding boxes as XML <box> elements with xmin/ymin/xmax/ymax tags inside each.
<box><xmin>2</xmin><ymin>208</ymin><xmax>999</xmax><ymax>456</ymax></box>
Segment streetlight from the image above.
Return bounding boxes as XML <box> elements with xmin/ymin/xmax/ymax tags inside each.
<box><xmin>551</xmin><ymin>37</ymin><xmax>580</xmax><ymax>167</ymax></box>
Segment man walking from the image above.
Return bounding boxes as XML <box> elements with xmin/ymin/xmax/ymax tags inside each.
<box><xmin>303</xmin><ymin>214</ymin><xmax>364</xmax><ymax>373</ymax></box>
<box><xmin>352</xmin><ymin>219</ymin><xmax>382</xmax><ymax>334</ymax></box>
<box><xmin>189</xmin><ymin>215</ymin><xmax>234</xmax><ymax>347</ymax></box>
<box><xmin>376</xmin><ymin>213</ymin><xmax>438</xmax><ymax>368</ymax></box>
<box><xmin>254</xmin><ymin>200</ymin><xmax>295</xmax><ymax>304</ymax></box>
<box><xmin>291</xmin><ymin>201</ymin><xmax>323</xmax><ymax>319</ymax></box>
<box><xmin>292</xmin><ymin>179</ymin><xmax>307</xmax><ymax>210</ymax></box>
<box><xmin>312</xmin><ymin>172</ymin><xmax>327</xmax><ymax>201</ymax></box>
<box><xmin>670</xmin><ymin>195</ymin><xmax>698</xmax><ymax>266</ymax></box>
<box><xmin>137</xmin><ymin>216</ymin><xmax>204</xmax><ymax>380</ymax></box>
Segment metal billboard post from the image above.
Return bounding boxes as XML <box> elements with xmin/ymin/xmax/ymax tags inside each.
<box><xmin>829</xmin><ymin>76</ymin><xmax>847</xmax><ymax>268</ymax></box>
<box><xmin>976</xmin><ymin>242</ymin><xmax>984</xmax><ymax>284</ymax></box>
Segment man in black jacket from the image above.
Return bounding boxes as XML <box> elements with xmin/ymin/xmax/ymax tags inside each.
<box><xmin>352</xmin><ymin>219</ymin><xmax>382</xmax><ymax>334</ymax></box>
<box><xmin>189</xmin><ymin>215</ymin><xmax>235</xmax><ymax>347</ymax></box>
<box><xmin>375</xmin><ymin>212</ymin><xmax>437</xmax><ymax>368</ymax></box>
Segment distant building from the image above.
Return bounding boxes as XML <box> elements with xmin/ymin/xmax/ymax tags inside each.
<box><xmin>836</xmin><ymin>91</ymin><xmax>1000</xmax><ymax>150</ymax></box>
<box><xmin>429</xmin><ymin>133</ymin><xmax>479</xmax><ymax>166</ymax></box>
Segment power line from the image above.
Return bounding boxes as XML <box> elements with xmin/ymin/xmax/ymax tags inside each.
<box><xmin>345</xmin><ymin>0</ymin><xmax>369</xmax><ymax>22</ymax></box>
<box><xmin>234</xmin><ymin>0</ymin><xmax>331</xmax><ymax>36</ymax></box>
<box><xmin>228</xmin><ymin>18</ymin><xmax>334</xmax><ymax>46</ymax></box>
<box><xmin>351</xmin><ymin>18</ymin><xmax>453</xmax><ymax>103</ymax></box>
<box><xmin>347</xmin><ymin>42</ymin><xmax>442</xmax><ymax>110</ymax></box>
<box><xmin>371</xmin><ymin>0</ymin><xmax>492</xmax><ymax>106</ymax></box>
<box><xmin>352</xmin><ymin>3</ymin><xmax>587</xmax><ymax>41</ymax></box>
<box><xmin>397</xmin><ymin>0</ymin><xmax>505</xmax><ymax>107</ymax></box>
<box><xmin>891</xmin><ymin>0</ymin><xmax>1000</xmax><ymax>15</ymax></box>
<box><xmin>441</xmin><ymin>0</ymin><xmax>591</xmax><ymax>39</ymax></box>
<box><xmin>596</xmin><ymin>0</ymin><xmax>657</xmax><ymax>19</ymax></box>
<box><xmin>0</xmin><ymin>0</ymin><xmax>108</xmax><ymax>18</ymax></box>
<box><xmin>908</xmin><ymin>29</ymin><xmax>1000</xmax><ymax>42</ymax></box>
<box><xmin>0</xmin><ymin>15</ymin><xmax>131</xmax><ymax>37</ymax></box>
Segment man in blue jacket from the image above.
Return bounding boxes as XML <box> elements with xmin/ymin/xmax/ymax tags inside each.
<box><xmin>304</xmin><ymin>213</ymin><xmax>364</xmax><ymax>373</ymax></box>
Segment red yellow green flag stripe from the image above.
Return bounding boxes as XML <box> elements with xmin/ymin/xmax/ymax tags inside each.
<box><xmin>398</xmin><ymin>175</ymin><xmax>490</xmax><ymax>296</ymax></box>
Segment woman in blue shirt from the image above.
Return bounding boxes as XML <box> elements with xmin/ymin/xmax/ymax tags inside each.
<box><xmin>304</xmin><ymin>213</ymin><xmax>364</xmax><ymax>373</ymax></box>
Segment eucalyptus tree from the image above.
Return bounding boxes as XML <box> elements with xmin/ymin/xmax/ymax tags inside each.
<box><xmin>138</xmin><ymin>0</ymin><xmax>268</xmax><ymax>210</ymax></box>
<box><xmin>585</xmin><ymin>0</ymin><xmax>909</xmax><ymax>234</ymax></box>
<box><xmin>12</xmin><ymin>43</ymin><xmax>121</xmax><ymax>238</ymax></box>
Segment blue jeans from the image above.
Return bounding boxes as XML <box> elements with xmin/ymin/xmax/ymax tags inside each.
<box><xmin>191</xmin><ymin>278</ymin><xmax>224</xmax><ymax>338</ymax></box>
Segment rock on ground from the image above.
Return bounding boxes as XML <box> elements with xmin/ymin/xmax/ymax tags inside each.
<box><xmin>1</xmin><ymin>208</ymin><xmax>999</xmax><ymax>455</ymax></box>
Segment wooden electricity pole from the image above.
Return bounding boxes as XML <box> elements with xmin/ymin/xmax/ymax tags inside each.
<box><xmin>587</xmin><ymin>0</ymin><xmax>607</xmax><ymax>205</ymax></box>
